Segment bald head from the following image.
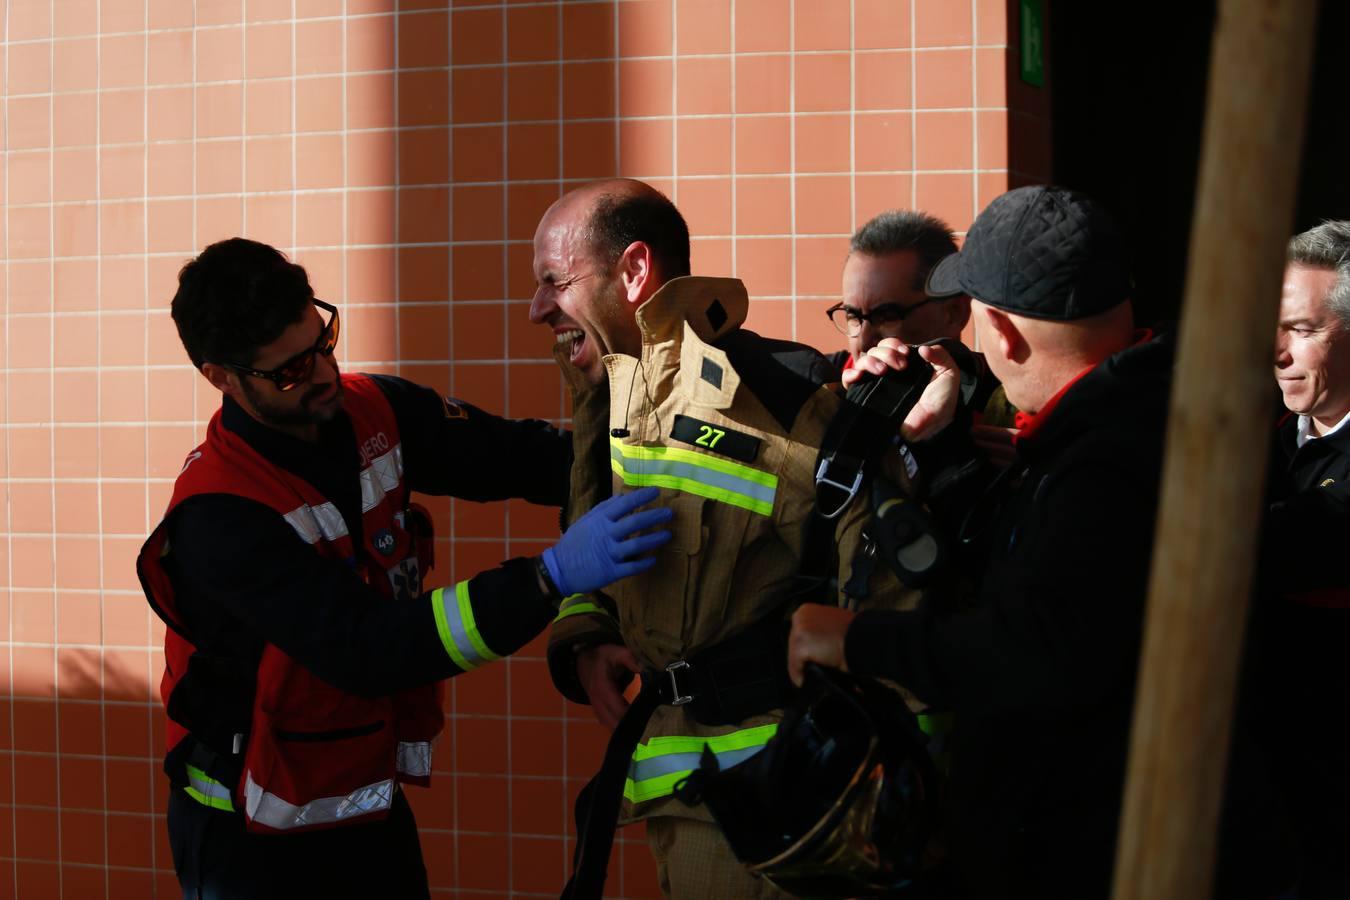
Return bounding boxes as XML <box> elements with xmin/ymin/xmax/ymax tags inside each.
<box><xmin>543</xmin><ymin>179</ymin><xmax>691</xmax><ymax>285</ymax></box>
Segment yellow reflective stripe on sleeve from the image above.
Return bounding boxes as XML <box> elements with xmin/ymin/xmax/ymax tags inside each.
<box><xmin>553</xmin><ymin>594</ymin><xmax>609</xmax><ymax>623</ymax></box>
<box><xmin>431</xmin><ymin>581</ymin><xmax>501</xmax><ymax>671</ymax></box>
<box><xmin>609</xmin><ymin>438</ymin><xmax>777</xmax><ymax>517</ymax></box>
<box><xmin>184</xmin><ymin>763</ymin><xmax>235</xmax><ymax>812</ymax></box>
<box><xmin>623</xmin><ymin>723</ymin><xmax>778</xmax><ymax>804</ymax></box>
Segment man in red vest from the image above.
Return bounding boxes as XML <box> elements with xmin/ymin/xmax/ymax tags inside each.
<box><xmin>139</xmin><ymin>237</ymin><xmax>670</xmax><ymax>899</ymax></box>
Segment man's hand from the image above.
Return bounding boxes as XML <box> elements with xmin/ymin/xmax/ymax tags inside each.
<box><xmin>972</xmin><ymin>423</ymin><xmax>1019</xmax><ymax>469</ymax></box>
<box><xmin>787</xmin><ymin>605</ymin><xmax>856</xmax><ymax>687</ymax></box>
<box><xmin>841</xmin><ymin>339</ymin><xmax>963</xmax><ymax>442</ymax></box>
<box><xmin>577</xmin><ymin>643</ymin><xmax>640</xmax><ymax>730</ymax></box>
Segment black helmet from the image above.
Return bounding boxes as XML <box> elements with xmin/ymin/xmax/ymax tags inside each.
<box><xmin>675</xmin><ymin>664</ymin><xmax>941</xmax><ymax>897</ymax></box>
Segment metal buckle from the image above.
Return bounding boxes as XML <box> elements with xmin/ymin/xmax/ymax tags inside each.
<box><xmin>815</xmin><ymin>456</ymin><xmax>864</xmax><ymax>520</ymax></box>
<box><xmin>665</xmin><ymin>660</ymin><xmax>695</xmax><ymax>706</ymax></box>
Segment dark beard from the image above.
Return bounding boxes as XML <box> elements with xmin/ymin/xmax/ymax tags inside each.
<box><xmin>240</xmin><ymin>377</ymin><xmax>345</xmax><ymax>429</ymax></box>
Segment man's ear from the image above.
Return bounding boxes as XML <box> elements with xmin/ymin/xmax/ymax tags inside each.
<box><xmin>983</xmin><ymin>306</ymin><xmax>1028</xmax><ymax>365</ymax></box>
<box><xmin>201</xmin><ymin>362</ymin><xmax>241</xmax><ymax>400</ymax></box>
<box><xmin>945</xmin><ymin>295</ymin><xmax>972</xmax><ymax>334</ymax></box>
<box><xmin>617</xmin><ymin>240</ymin><xmax>657</xmax><ymax>306</ymax></box>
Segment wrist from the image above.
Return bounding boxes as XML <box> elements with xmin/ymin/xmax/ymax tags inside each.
<box><xmin>535</xmin><ymin>552</ymin><xmax>565</xmax><ymax>608</ymax></box>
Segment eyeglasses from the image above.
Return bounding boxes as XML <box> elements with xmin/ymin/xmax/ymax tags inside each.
<box><xmin>223</xmin><ymin>299</ymin><xmax>341</xmax><ymax>392</ymax></box>
<box><xmin>825</xmin><ymin>299</ymin><xmax>943</xmax><ymax>338</ymax></box>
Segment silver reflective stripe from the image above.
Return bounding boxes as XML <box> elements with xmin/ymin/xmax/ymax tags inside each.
<box><xmin>282</xmin><ymin>506</ymin><xmax>321</xmax><ymax>544</ymax></box>
<box><xmin>396</xmin><ymin>741</ymin><xmax>433</xmax><ymax>779</ymax></box>
<box><xmin>360</xmin><ymin>444</ymin><xmax>405</xmax><ymax>512</ymax></box>
<box><xmin>185</xmin><ymin>764</ymin><xmax>234</xmax><ymax>811</ymax></box>
<box><xmin>627</xmin><ymin>743</ymin><xmax>767</xmax><ymax>784</ymax></box>
<box><xmin>243</xmin><ymin>769</ymin><xmax>394</xmax><ymax>830</ymax></box>
<box><xmin>609</xmin><ymin>443</ymin><xmax>776</xmax><ymax>515</ymax></box>
<box><xmin>309</xmin><ymin>501</ymin><xmax>349</xmax><ymax>541</ymax></box>
<box><xmin>282</xmin><ymin>503</ymin><xmax>349</xmax><ymax>544</ymax></box>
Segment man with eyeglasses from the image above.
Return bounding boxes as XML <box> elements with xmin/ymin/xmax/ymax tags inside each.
<box><xmin>138</xmin><ymin>238</ymin><xmax>671</xmax><ymax>899</ymax></box>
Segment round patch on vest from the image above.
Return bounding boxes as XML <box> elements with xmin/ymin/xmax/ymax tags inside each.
<box><xmin>374</xmin><ymin>529</ymin><xmax>397</xmax><ymax>556</ymax></box>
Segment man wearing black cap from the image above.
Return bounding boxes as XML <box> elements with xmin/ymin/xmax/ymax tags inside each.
<box><xmin>788</xmin><ymin>185</ymin><xmax>1175</xmax><ymax>898</ymax></box>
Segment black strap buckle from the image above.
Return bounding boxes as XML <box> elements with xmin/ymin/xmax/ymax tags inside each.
<box><xmin>815</xmin><ymin>454</ymin><xmax>865</xmax><ymax>519</ymax></box>
<box><xmin>665</xmin><ymin>660</ymin><xmax>695</xmax><ymax>706</ymax></box>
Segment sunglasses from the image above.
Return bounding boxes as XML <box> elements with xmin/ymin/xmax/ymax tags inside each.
<box><xmin>224</xmin><ymin>299</ymin><xmax>341</xmax><ymax>392</ymax></box>
<box><xmin>826</xmin><ymin>299</ymin><xmax>944</xmax><ymax>338</ymax></box>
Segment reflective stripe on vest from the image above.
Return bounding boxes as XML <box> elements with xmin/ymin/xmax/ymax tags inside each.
<box><xmin>184</xmin><ymin>763</ymin><xmax>235</xmax><ymax>812</ymax></box>
<box><xmin>244</xmin><ymin>769</ymin><xmax>394</xmax><ymax>830</ymax></box>
<box><xmin>553</xmin><ymin>594</ymin><xmax>607</xmax><ymax>622</ymax></box>
<box><xmin>360</xmin><ymin>444</ymin><xmax>405</xmax><ymax>512</ymax></box>
<box><xmin>624</xmin><ymin>723</ymin><xmax>779</xmax><ymax>804</ymax></box>
<box><xmin>609</xmin><ymin>438</ymin><xmax>777</xmax><ymax>517</ymax></box>
<box><xmin>282</xmin><ymin>500</ymin><xmax>349</xmax><ymax>544</ymax></box>
<box><xmin>396</xmin><ymin>740</ymin><xmax>433</xmax><ymax>779</ymax></box>
<box><xmin>431</xmin><ymin>581</ymin><xmax>501</xmax><ymax>672</ymax></box>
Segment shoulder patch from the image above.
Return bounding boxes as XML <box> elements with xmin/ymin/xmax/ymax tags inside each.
<box><xmin>670</xmin><ymin>414</ymin><xmax>760</xmax><ymax>463</ymax></box>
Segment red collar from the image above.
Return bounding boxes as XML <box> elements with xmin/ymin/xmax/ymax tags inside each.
<box><xmin>1013</xmin><ymin>329</ymin><xmax>1154</xmax><ymax>444</ymax></box>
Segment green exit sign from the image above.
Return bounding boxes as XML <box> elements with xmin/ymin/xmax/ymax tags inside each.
<box><xmin>1021</xmin><ymin>0</ymin><xmax>1044</xmax><ymax>87</ymax></box>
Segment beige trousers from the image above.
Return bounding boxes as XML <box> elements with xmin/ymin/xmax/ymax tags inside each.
<box><xmin>645</xmin><ymin>816</ymin><xmax>796</xmax><ymax>900</ymax></box>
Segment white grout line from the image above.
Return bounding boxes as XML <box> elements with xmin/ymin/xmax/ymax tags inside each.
<box><xmin>788</xmin><ymin>0</ymin><xmax>797</xmax><ymax>339</ymax></box>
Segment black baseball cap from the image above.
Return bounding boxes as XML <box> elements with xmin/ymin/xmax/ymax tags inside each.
<box><xmin>924</xmin><ymin>185</ymin><xmax>1132</xmax><ymax>321</ymax></box>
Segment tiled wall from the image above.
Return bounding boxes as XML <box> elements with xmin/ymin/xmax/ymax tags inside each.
<box><xmin>0</xmin><ymin>0</ymin><xmax>1029</xmax><ymax>896</ymax></box>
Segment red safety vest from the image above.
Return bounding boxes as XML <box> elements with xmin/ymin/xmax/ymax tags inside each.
<box><xmin>138</xmin><ymin>374</ymin><xmax>444</xmax><ymax>833</ymax></box>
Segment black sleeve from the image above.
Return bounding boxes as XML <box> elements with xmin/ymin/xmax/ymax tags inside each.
<box><xmin>845</xmin><ymin>459</ymin><xmax>1155</xmax><ymax>716</ymax></box>
<box><xmin>167</xmin><ymin>494</ymin><xmax>556</xmax><ymax>697</ymax></box>
<box><xmin>367</xmin><ymin>373</ymin><xmax>572</xmax><ymax>506</ymax></box>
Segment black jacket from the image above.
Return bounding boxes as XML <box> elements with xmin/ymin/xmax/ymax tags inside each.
<box><xmin>845</xmin><ymin>333</ymin><xmax>1174</xmax><ymax>899</ymax></box>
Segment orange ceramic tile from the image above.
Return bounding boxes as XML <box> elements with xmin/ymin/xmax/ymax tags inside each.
<box><xmin>451</xmin><ymin>715</ymin><xmax>509</xmax><ymax>774</ymax></box>
<box><xmin>506</xmin><ymin>5</ymin><xmax>557</xmax><ymax>63</ymax></box>
<box><xmin>674</xmin><ymin>176</ymin><xmax>731</xmax><ymax>235</ymax></box>
<box><xmin>107</xmin><ymin>869</ymin><xmax>155</xmax><ymax>900</ymax></box>
<box><xmin>52</xmin><ymin>204</ymin><xmax>96</xmax><ymax>260</ymax></box>
<box><xmin>8</xmin><ymin>41</ymin><xmax>52</xmax><ymax>95</ymax></box>
<box><xmin>617</xmin><ymin>0</ymin><xmax>672</xmax><ymax>59</ymax></box>
<box><xmin>977</xmin><ymin>109</ymin><xmax>1009</xmax><ymax>169</ymax></box>
<box><xmin>975</xmin><ymin>0</ymin><xmax>1008</xmax><ymax>46</ymax></box>
<box><xmin>61</xmin><ymin>865</ymin><xmax>107</xmax><ymax>900</ymax></box>
<box><xmin>675</xmin><ymin>0</ymin><xmax>729</xmax><ymax>54</ymax></box>
<box><xmin>565</xmin><ymin>718</ymin><xmax>609</xmax><ymax>778</ymax></box>
<box><xmin>13</xmin><ymin>591</ymin><xmax>56</xmax><ymax>645</ymax></box>
<box><xmin>103</xmin><ymin>591</ymin><xmax>150</xmax><ymax>648</ymax></box>
<box><xmin>400</xmin><ymin>11</ymin><xmax>449</xmax><ymax>68</ymax></box>
<box><xmin>856</xmin><ymin>0</ymin><xmax>912</xmax><ymax>50</ymax></box>
<box><xmin>96</xmin><ymin>367</ymin><xmax>147</xmax><ymax>424</ymax></box>
<box><xmin>58</xmin><ymin>702</ymin><xmax>103</xmax><ymax>757</ymax></box>
<box><xmin>616</xmin><ymin>58</ymin><xmax>671</xmax><ymax>118</ymax></box>
<box><xmin>196</xmin><ymin>83</ymin><xmax>244</xmax><ymax>139</ymax></box>
<box><xmin>56</xmin><ymin>755</ymin><xmax>101</xmax><ymax>810</ymax></box>
<box><xmin>149</xmin><ymin>0</ymin><xmax>193</xmax><ymax>29</ymax></box>
<box><xmin>419</xmin><ymin>828</ymin><xmax>457</xmax><ymax>890</ymax></box>
<box><xmin>8</xmin><ymin>151</ymin><xmax>51</xmax><ymax>207</ymax></box>
<box><xmin>794</xmin><ymin>53</ymin><xmax>850</xmax><ymax>114</ymax></box>
<box><xmin>561</xmin><ymin>61</ymin><xmax>615</xmax><ymax>120</ymax></box>
<box><xmin>795</xmin><ymin>0</ymin><xmax>851</xmax><ymax>52</ymax></box>
<box><xmin>196</xmin><ymin>26</ymin><xmax>244</xmax><ymax>82</ymax></box>
<box><xmin>12</xmin><ymin>0</ymin><xmax>54</xmax><ymax>39</ymax></box>
<box><xmin>794</xmin><ymin>297</ymin><xmax>840</xmax><ymax>351</ymax></box>
<box><xmin>59</xmin><ymin>811</ymin><xmax>106</xmax><ymax>865</ymax></box>
<box><xmin>735</xmin><ymin>237</ymin><xmax>792</xmax><ymax>297</ymax></box>
<box><xmin>743</xmin><ymin>297</ymin><xmax>793</xmax><ymax>338</ymax></box>
<box><xmin>100</xmin><ymin>143</ymin><xmax>146</xmax><ymax>200</ymax></box>
<box><xmin>407</xmin><ymin>781</ymin><xmax>454</xmax><ymax>832</ymax></box>
<box><xmin>452</xmin><ymin>67</ymin><xmax>504</xmax><ymax>125</ymax></box>
<box><xmin>619</xmin><ymin>834</ymin><xmax>663</xmax><ymax>898</ymax></box>
<box><xmin>504</xmin><ymin>242</ymin><xmax>537</xmax><ymax>301</ymax></box>
<box><xmin>9</xmin><ymin>479</ymin><xmax>54</xmax><ymax>531</ymax></box>
<box><xmin>511</xmin><ymin>836</ymin><xmax>567</xmax><ymax>893</ymax></box>
<box><xmin>8</xmin><ymin>96</ymin><xmax>52</xmax><ymax>150</ymax></box>
<box><xmin>795</xmin><ymin>234</ymin><xmax>849</xmax><ymax>296</ymax></box>
<box><xmin>11</xmin><ymin>261</ymin><xmax>53</xmax><ymax>314</ymax></box>
<box><xmin>147</xmin><ymin>87</ymin><xmax>194</xmax><ymax>142</ymax></box>
<box><xmin>100</xmin><ymin>90</ymin><xmax>146</xmax><ymax>146</ymax></box>
<box><xmin>733</xmin><ymin>55</ymin><xmax>789</xmax><ymax>115</ymax></box>
<box><xmin>347</xmin><ymin>129</ymin><xmax>399</xmax><ymax>187</ymax></box>
<box><xmin>9</xmin><ymin>206</ymin><xmax>52</xmax><ymax>260</ymax></box>
<box><xmin>51</xmin><ymin>427</ymin><xmax>94</xmax><ymax>479</ymax></box>
<box><xmin>561</xmin><ymin>120</ymin><xmax>616</xmax><ymax>180</ymax></box>
<box><xmin>397</xmin><ymin>246</ymin><xmax>451</xmax><ymax>302</ymax></box>
<box><xmin>975</xmin><ymin>47</ymin><xmax>1006</xmax><ymax>107</ymax></box>
<box><xmin>456</xmin><ymin>772</ymin><xmax>508</xmax><ymax>832</ymax></box>
<box><xmin>794</xmin><ymin>113</ymin><xmax>850</xmax><ymax>173</ymax></box>
<box><xmin>855</xmin><ymin>111</ymin><xmax>914</xmax><ymax>172</ymax></box>
<box><xmin>199</xmin><ymin>0</ymin><xmax>243</xmax><ymax>26</ymax></box>
<box><xmin>295</xmin><ymin>192</ymin><xmax>344</xmax><ymax>248</ymax></box>
<box><xmin>100</xmin><ymin>478</ymin><xmax>147</xmax><ymax>534</ymax></box>
<box><xmin>733</xmin><ymin>115</ymin><xmax>790</xmax><ymax>174</ymax></box>
<box><xmin>675</xmin><ymin>56</ymin><xmax>731</xmax><ymax>116</ymax></box>
<box><xmin>146</xmin><ymin>367</ymin><xmax>197</xmax><ymax>423</ymax></box>
<box><xmin>689</xmin><ymin>236</ymin><xmax>732</xmax><ymax>275</ymax></box>
<box><xmin>104</xmin><ymin>812</ymin><xmax>154</xmax><ymax>868</ymax></box>
<box><xmin>53</xmin><ymin>93</ymin><xmax>97</xmax><ymax>148</ymax></box>
<box><xmin>14</xmin><ymin>809</ymin><xmax>59</xmax><ymax>862</ymax></box>
<box><xmin>295</xmin><ymin>76</ymin><xmax>342</xmax><ymax>133</ymax></box>
<box><xmin>509</xmin><ymin>775</ymin><xmax>565</xmax><ymax>836</ymax></box>
<box><xmin>503</xmin><ymin>63</ymin><xmax>556</xmax><ymax>122</ymax></box>
<box><xmin>915</xmin><ymin>171</ymin><xmax>975</xmax><ymax>230</ymax></box>
<box><xmin>450</xmin><ymin>7</ymin><xmax>504</xmax><ymax>67</ymax></box>
<box><xmin>102</xmin><ymin>646</ymin><xmax>153</xmax><ymax>699</ymax></box>
<box><xmin>103</xmin><ymin>704</ymin><xmax>151</xmax><ymax>759</ymax></box>
<box><xmin>617</xmin><ymin>119</ymin><xmax>673</xmax><ymax>178</ymax></box>
<box><xmin>245</xmin><ymin>79</ymin><xmax>292</xmax><ymax>136</ymax></box>
<box><xmin>397</xmin><ymin>305</ymin><xmax>450</xmax><ymax>361</ymax></box>
<box><xmin>977</xmin><ymin>170</ymin><xmax>1008</xmax><ymax>211</ymax></box>
<box><xmin>247</xmin><ymin>0</ymin><xmax>294</xmax><ymax>20</ymax></box>
<box><xmin>855</xmin><ymin>172</ymin><xmax>915</xmax><ymax>223</ymax></box>
<box><xmin>562</xmin><ymin>1</ymin><xmax>615</xmax><ymax>61</ymax></box>
<box><xmin>100</xmin><ymin>257</ymin><xmax>149</xmax><ymax>311</ymax></box>
<box><xmin>296</xmin><ymin>19</ymin><xmax>343</xmax><ymax>75</ymax></box>
<box><xmin>455</xmin><ymin>833</ymin><xmax>510</xmax><ymax>892</ymax></box>
<box><xmin>450</xmin><ymin>363</ymin><xmax>505</xmax><ymax>413</ymax></box>
<box><xmin>346</xmin><ymin>188</ymin><xmax>395</xmax><ymax>246</ymax></box>
<box><xmin>916</xmin><ymin>47</ymin><xmax>974</xmax><ymax>109</ymax></box>
<box><xmin>94</xmin><ymin>418</ymin><xmax>140</xmax><ymax>477</ymax></box>
<box><xmin>12</xmin><ymin>645</ymin><xmax>57</xmax><ymax>697</ymax></box>
<box><xmin>245</xmin><ymin>22</ymin><xmax>293</xmax><ymax>80</ymax></box>
<box><xmin>295</xmin><ymin>134</ymin><xmax>346</xmax><ymax>190</ymax></box>
<box><xmin>102</xmin><ymin>0</ymin><xmax>146</xmax><ymax>32</ymax></box>
<box><xmin>505</xmin><ymin>657</ymin><xmax>563</xmax><ymax>718</ymax></box>
<box><xmin>733</xmin><ymin>0</ymin><xmax>790</xmax><ymax>52</ymax></box>
<box><xmin>347</xmin><ymin>14</ymin><xmax>395</xmax><ymax>73</ymax></box>
<box><xmin>99</xmin><ymin>202</ymin><xmax>147</xmax><ymax>256</ymax></box>
<box><xmin>399</xmin><ymin>126</ymin><xmax>450</xmax><ymax>185</ymax></box>
<box><xmin>674</xmin><ymin>116</ymin><xmax>730</xmax><ymax>176</ymax></box>
<box><xmin>505</xmin><ymin>122</ymin><xmax>559</xmax><ymax>181</ymax></box>
<box><xmin>149</xmin><ymin>197</ymin><xmax>197</xmax><ymax>253</ymax></box>
<box><xmin>915</xmin><ymin>0</ymin><xmax>972</xmax><ymax>47</ymax></box>
<box><xmin>451</xmin><ymin>184</ymin><xmax>504</xmax><ymax>242</ymax></box>
<box><xmin>506</xmin><ymin>182</ymin><xmax>560</xmax><ymax>240</ymax></box>
<box><xmin>345</xmin><ymin>72</ymin><xmax>394</xmax><ymax>130</ymax></box>
<box><xmin>54</xmin><ymin>39</ymin><xmax>98</xmax><ymax>93</ymax></box>
<box><xmin>143</xmin><ymin>143</ymin><xmax>189</xmax><ymax>202</ymax></box>
<box><xmin>793</xmin><ymin>174</ymin><xmax>847</xmax><ymax>236</ymax></box>
<box><xmin>914</xmin><ymin>110</ymin><xmax>974</xmax><ymax>170</ymax></box>
<box><xmin>147</xmin><ymin>424</ymin><xmax>199</xmax><ymax>478</ymax></box>
<box><xmin>452</xmin><ymin>304</ymin><xmax>506</xmax><ymax>358</ymax></box>
<box><xmin>855</xmin><ymin>50</ymin><xmax>912</xmax><ymax>110</ymax></box>
<box><xmin>244</xmin><ymin>136</ymin><xmax>294</xmax><ymax>192</ymax></box>
<box><xmin>53</xmin><ymin>481</ymin><xmax>99</xmax><ymax>536</ymax></box>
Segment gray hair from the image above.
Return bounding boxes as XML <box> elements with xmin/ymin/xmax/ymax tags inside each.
<box><xmin>849</xmin><ymin>210</ymin><xmax>959</xmax><ymax>291</ymax></box>
<box><xmin>1289</xmin><ymin>220</ymin><xmax>1350</xmax><ymax>329</ymax></box>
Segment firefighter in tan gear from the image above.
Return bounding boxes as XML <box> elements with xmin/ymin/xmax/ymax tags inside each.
<box><xmin>529</xmin><ymin>179</ymin><xmax>959</xmax><ymax>899</ymax></box>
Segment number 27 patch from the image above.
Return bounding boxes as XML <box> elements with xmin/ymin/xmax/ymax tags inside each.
<box><xmin>670</xmin><ymin>415</ymin><xmax>761</xmax><ymax>463</ymax></box>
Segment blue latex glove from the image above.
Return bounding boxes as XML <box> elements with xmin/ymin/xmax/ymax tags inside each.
<box><xmin>541</xmin><ymin>486</ymin><xmax>674</xmax><ymax>596</ymax></box>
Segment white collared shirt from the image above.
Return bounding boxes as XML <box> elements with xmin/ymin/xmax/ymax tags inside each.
<box><xmin>1296</xmin><ymin>409</ymin><xmax>1350</xmax><ymax>447</ymax></box>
